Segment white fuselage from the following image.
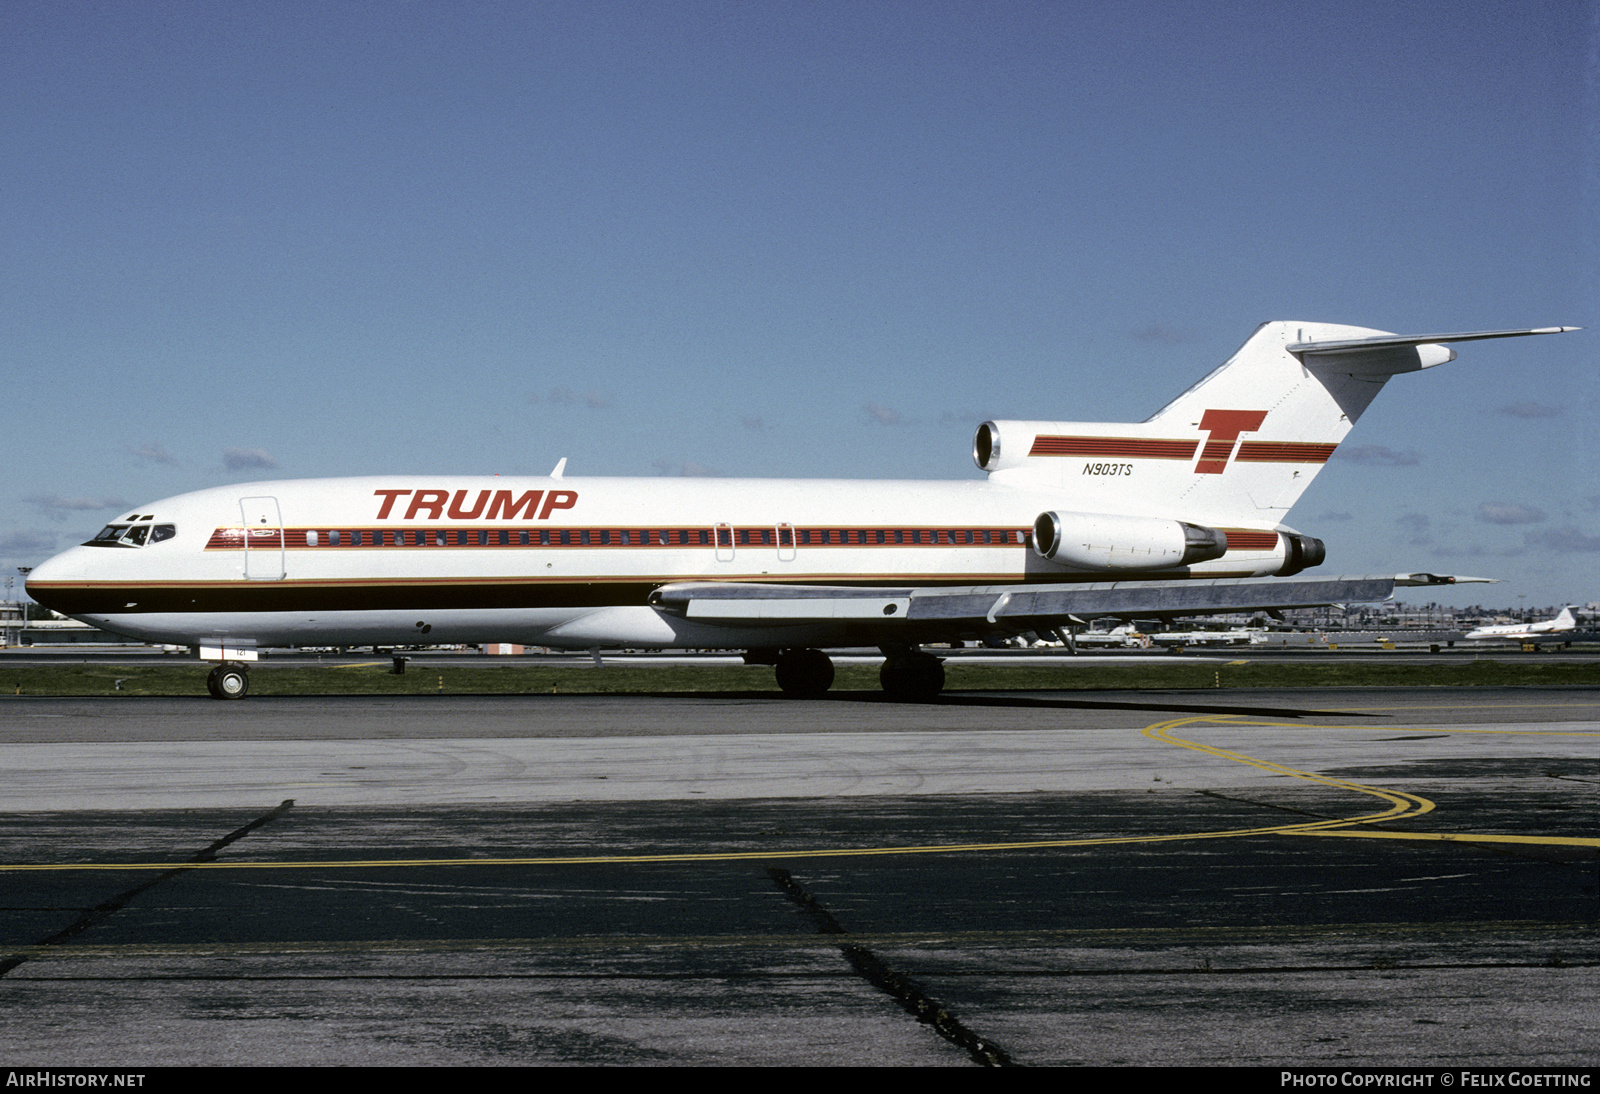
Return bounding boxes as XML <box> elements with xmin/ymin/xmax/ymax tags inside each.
<box><xmin>27</xmin><ymin>474</ymin><xmax>1297</xmax><ymax>651</ymax></box>
<box><xmin>28</xmin><ymin>320</ymin><xmax>1579</xmax><ymax>665</ymax></box>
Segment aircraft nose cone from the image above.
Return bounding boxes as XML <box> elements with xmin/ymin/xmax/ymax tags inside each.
<box><xmin>23</xmin><ymin>548</ymin><xmax>84</xmax><ymax>612</ymax></box>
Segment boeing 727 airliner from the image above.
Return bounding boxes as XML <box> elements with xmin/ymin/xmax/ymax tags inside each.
<box><xmin>26</xmin><ymin>321</ymin><xmax>1577</xmax><ymax>699</ymax></box>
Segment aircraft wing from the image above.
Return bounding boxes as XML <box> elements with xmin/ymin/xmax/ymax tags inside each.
<box><xmin>649</xmin><ymin>573</ymin><xmax>1467</xmax><ymax>636</ymax></box>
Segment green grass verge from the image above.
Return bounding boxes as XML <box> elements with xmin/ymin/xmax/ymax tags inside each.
<box><xmin>2</xmin><ymin>658</ymin><xmax>1598</xmax><ymax>698</ymax></box>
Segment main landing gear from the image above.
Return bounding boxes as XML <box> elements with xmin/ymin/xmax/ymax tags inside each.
<box><xmin>878</xmin><ymin>648</ymin><xmax>945</xmax><ymax>702</ymax></box>
<box><xmin>206</xmin><ymin>663</ymin><xmax>250</xmax><ymax>700</ymax></box>
<box><xmin>774</xmin><ymin>648</ymin><xmax>835</xmax><ymax>698</ymax></box>
<box><xmin>768</xmin><ymin>647</ymin><xmax>946</xmax><ymax>702</ymax></box>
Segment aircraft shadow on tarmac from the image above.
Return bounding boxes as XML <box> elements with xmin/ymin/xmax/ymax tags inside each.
<box><xmin>638</xmin><ymin>689</ymin><xmax>1372</xmax><ymax>719</ymax></box>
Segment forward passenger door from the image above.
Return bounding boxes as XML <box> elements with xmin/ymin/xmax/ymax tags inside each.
<box><xmin>240</xmin><ymin>496</ymin><xmax>285</xmax><ymax>580</ymax></box>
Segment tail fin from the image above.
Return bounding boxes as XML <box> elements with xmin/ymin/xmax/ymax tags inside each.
<box><xmin>975</xmin><ymin>322</ymin><xmax>1575</xmax><ymax>525</ymax></box>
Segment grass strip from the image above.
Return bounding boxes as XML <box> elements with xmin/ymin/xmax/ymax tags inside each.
<box><xmin>2</xmin><ymin>658</ymin><xmax>1598</xmax><ymax>697</ymax></box>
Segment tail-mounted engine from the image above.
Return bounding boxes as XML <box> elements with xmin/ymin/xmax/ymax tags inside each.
<box><xmin>1278</xmin><ymin>532</ymin><xmax>1326</xmax><ymax>576</ymax></box>
<box><xmin>1031</xmin><ymin>511</ymin><xmax>1228</xmax><ymax>571</ymax></box>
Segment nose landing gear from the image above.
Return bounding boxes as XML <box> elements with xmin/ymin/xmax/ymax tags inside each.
<box><xmin>206</xmin><ymin>663</ymin><xmax>250</xmax><ymax>700</ymax></box>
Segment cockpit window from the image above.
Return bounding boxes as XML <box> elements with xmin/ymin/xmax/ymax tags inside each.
<box><xmin>83</xmin><ymin>522</ymin><xmax>177</xmax><ymax>547</ymax></box>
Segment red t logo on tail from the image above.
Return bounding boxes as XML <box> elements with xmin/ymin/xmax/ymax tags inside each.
<box><xmin>1195</xmin><ymin>410</ymin><xmax>1268</xmax><ymax>474</ymax></box>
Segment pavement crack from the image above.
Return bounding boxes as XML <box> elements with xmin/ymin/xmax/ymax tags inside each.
<box><xmin>1196</xmin><ymin>788</ymin><xmax>1337</xmax><ymax>820</ymax></box>
<box><xmin>0</xmin><ymin>799</ymin><xmax>296</xmax><ymax>978</ymax></box>
<box><xmin>766</xmin><ymin>866</ymin><xmax>1015</xmax><ymax>1067</ymax></box>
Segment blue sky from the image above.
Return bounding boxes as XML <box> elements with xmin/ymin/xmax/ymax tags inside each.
<box><xmin>4</xmin><ymin>0</ymin><xmax>1595</xmax><ymax>609</ymax></box>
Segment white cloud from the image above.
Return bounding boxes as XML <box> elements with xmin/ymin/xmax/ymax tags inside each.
<box><xmin>24</xmin><ymin>495</ymin><xmax>130</xmax><ymax>520</ymax></box>
<box><xmin>1397</xmin><ymin>513</ymin><xmax>1432</xmax><ymax>545</ymax></box>
<box><xmin>1526</xmin><ymin>527</ymin><xmax>1600</xmax><ymax>553</ymax></box>
<box><xmin>545</xmin><ymin>388</ymin><xmax>613</xmax><ymax>409</ymax></box>
<box><xmin>1131</xmin><ymin>322</ymin><xmax>1189</xmax><ymax>345</ymax></box>
<box><xmin>1478</xmin><ymin>503</ymin><xmax>1546</xmax><ymax>525</ymax></box>
<box><xmin>0</xmin><ymin>530</ymin><xmax>57</xmax><ymax>552</ymax></box>
<box><xmin>1495</xmin><ymin>402</ymin><xmax>1561</xmax><ymax>419</ymax></box>
<box><xmin>223</xmin><ymin>448</ymin><xmax>280</xmax><ymax>470</ymax></box>
<box><xmin>1336</xmin><ymin>445</ymin><xmax>1420</xmax><ymax>467</ymax></box>
<box><xmin>129</xmin><ymin>442</ymin><xmax>181</xmax><ymax>467</ymax></box>
<box><xmin>651</xmin><ymin>459</ymin><xmax>721</xmax><ymax>477</ymax></box>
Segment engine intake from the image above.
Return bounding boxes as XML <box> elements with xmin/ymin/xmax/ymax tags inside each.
<box><xmin>973</xmin><ymin>421</ymin><xmax>1003</xmax><ymax>471</ymax></box>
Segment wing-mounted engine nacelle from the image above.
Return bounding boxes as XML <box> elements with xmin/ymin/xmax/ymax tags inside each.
<box><xmin>1031</xmin><ymin>511</ymin><xmax>1229</xmax><ymax>571</ymax></box>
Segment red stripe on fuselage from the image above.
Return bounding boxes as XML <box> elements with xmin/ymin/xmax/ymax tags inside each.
<box><xmin>1028</xmin><ymin>435</ymin><xmax>1334</xmax><ymax>467</ymax></box>
<box><xmin>1028</xmin><ymin>436</ymin><xmax>1199</xmax><ymax>459</ymax></box>
<box><xmin>1233</xmin><ymin>442</ymin><xmax>1337</xmax><ymax>463</ymax></box>
<box><xmin>205</xmin><ymin>526</ymin><xmax>1035</xmax><ymax>551</ymax></box>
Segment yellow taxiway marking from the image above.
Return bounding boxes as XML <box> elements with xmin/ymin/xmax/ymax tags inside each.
<box><xmin>4</xmin><ymin>715</ymin><xmax>1597</xmax><ymax>871</ymax></box>
<box><xmin>1300</xmin><ymin>830</ymin><xmax>1600</xmax><ymax>848</ymax></box>
<box><xmin>1328</xmin><ymin>701</ymin><xmax>1600</xmax><ymax>712</ymax></box>
<box><xmin>1144</xmin><ymin>715</ymin><xmax>1600</xmax><ymax>851</ymax></box>
<box><xmin>1142</xmin><ymin>714</ymin><xmax>1433</xmax><ymax>825</ymax></box>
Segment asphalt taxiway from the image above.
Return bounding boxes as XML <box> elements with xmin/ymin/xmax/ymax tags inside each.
<box><xmin>1</xmin><ymin>686</ymin><xmax>1597</xmax><ymax>1066</ymax></box>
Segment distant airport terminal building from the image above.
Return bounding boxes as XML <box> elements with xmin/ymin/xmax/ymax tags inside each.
<box><xmin>1</xmin><ymin>602</ymin><xmax>132</xmax><ymax>646</ymax></box>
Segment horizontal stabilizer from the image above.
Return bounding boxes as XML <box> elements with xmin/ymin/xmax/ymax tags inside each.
<box><xmin>1288</xmin><ymin>326</ymin><xmax>1578</xmax><ymax>354</ymax></box>
<box><xmin>1287</xmin><ymin>326</ymin><xmax>1577</xmax><ymax>376</ymax></box>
